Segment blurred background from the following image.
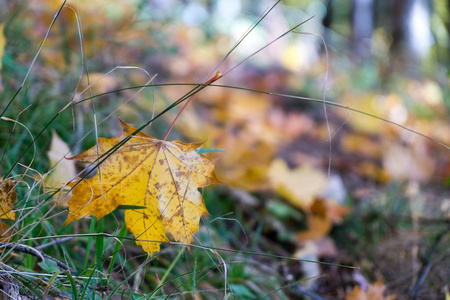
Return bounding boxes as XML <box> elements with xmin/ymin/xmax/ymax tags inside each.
<box><xmin>0</xmin><ymin>0</ymin><xmax>449</xmax><ymax>299</ymax></box>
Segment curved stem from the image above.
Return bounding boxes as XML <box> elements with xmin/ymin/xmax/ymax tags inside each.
<box><xmin>162</xmin><ymin>71</ymin><xmax>222</xmax><ymax>141</ymax></box>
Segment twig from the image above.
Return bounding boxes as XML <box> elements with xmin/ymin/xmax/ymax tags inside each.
<box><xmin>35</xmin><ymin>236</ymin><xmax>74</xmax><ymax>250</ymax></box>
<box><xmin>0</xmin><ymin>243</ymin><xmax>73</xmax><ymax>274</ymax></box>
<box><xmin>0</xmin><ymin>243</ymin><xmax>44</xmax><ymax>262</ymax></box>
<box><xmin>294</xmin><ymin>287</ymin><xmax>328</xmax><ymax>300</ymax></box>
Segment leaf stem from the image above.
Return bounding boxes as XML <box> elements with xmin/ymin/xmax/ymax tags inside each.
<box><xmin>162</xmin><ymin>71</ymin><xmax>221</xmax><ymax>141</ymax></box>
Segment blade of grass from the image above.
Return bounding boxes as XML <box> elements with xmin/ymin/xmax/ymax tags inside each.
<box><xmin>42</xmin><ymin>271</ymin><xmax>61</xmax><ymax>299</ymax></box>
<box><xmin>80</xmin><ymin>260</ymin><xmax>102</xmax><ymax>300</ymax></box>
<box><xmin>148</xmin><ymin>247</ymin><xmax>186</xmax><ymax>298</ymax></box>
<box><xmin>65</xmin><ymin>271</ymin><xmax>79</xmax><ymax>300</ymax></box>
<box><xmin>106</xmin><ymin>224</ymin><xmax>128</xmax><ymax>283</ymax></box>
<box><xmin>192</xmin><ymin>257</ymin><xmax>197</xmax><ymax>299</ymax></box>
<box><xmin>83</xmin><ymin>219</ymin><xmax>96</xmax><ymax>271</ymax></box>
<box><xmin>95</xmin><ymin>218</ymin><xmax>104</xmax><ymax>285</ymax></box>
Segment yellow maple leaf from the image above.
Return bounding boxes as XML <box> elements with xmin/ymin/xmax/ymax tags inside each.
<box><xmin>0</xmin><ymin>178</ymin><xmax>17</xmax><ymax>221</ymax></box>
<box><xmin>64</xmin><ymin>119</ymin><xmax>221</xmax><ymax>255</ymax></box>
<box><xmin>268</xmin><ymin>159</ymin><xmax>327</xmax><ymax>209</ymax></box>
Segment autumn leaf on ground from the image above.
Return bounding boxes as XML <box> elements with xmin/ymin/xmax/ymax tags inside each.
<box><xmin>216</xmin><ymin>138</ymin><xmax>275</xmax><ymax>191</ymax></box>
<box><xmin>0</xmin><ymin>178</ymin><xmax>17</xmax><ymax>243</ymax></box>
<box><xmin>383</xmin><ymin>139</ymin><xmax>435</xmax><ymax>183</ymax></box>
<box><xmin>346</xmin><ymin>280</ymin><xmax>396</xmax><ymax>300</ymax></box>
<box><xmin>268</xmin><ymin>159</ymin><xmax>327</xmax><ymax>209</ymax></box>
<box><xmin>0</xmin><ymin>178</ymin><xmax>17</xmax><ymax>221</ymax></box>
<box><xmin>297</xmin><ymin>199</ymin><xmax>349</xmax><ymax>242</ymax></box>
<box><xmin>64</xmin><ymin>119</ymin><xmax>221</xmax><ymax>255</ymax></box>
<box><xmin>297</xmin><ymin>215</ymin><xmax>331</xmax><ymax>241</ymax></box>
<box><xmin>45</xmin><ymin>130</ymin><xmax>77</xmax><ymax>192</ymax></box>
<box><xmin>0</xmin><ymin>220</ymin><xmax>13</xmax><ymax>243</ymax></box>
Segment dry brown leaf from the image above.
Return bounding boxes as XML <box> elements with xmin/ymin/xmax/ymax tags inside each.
<box><xmin>64</xmin><ymin>119</ymin><xmax>220</xmax><ymax>255</ymax></box>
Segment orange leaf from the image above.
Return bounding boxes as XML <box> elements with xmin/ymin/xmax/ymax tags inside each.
<box><xmin>346</xmin><ymin>281</ymin><xmax>396</xmax><ymax>300</ymax></box>
<box><xmin>297</xmin><ymin>215</ymin><xmax>331</xmax><ymax>241</ymax></box>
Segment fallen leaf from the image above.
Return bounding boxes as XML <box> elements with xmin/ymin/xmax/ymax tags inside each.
<box><xmin>357</xmin><ymin>161</ymin><xmax>390</xmax><ymax>183</ymax></box>
<box><xmin>339</xmin><ymin>93</ymin><xmax>388</xmax><ymax>134</ymax></box>
<box><xmin>0</xmin><ymin>220</ymin><xmax>13</xmax><ymax>243</ymax></box>
<box><xmin>346</xmin><ymin>280</ymin><xmax>396</xmax><ymax>300</ymax></box>
<box><xmin>0</xmin><ymin>178</ymin><xmax>17</xmax><ymax>243</ymax></box>
<box><xmin>297</xmin><ymin>215</ymin><xmax>331</xmax><ymax>241</ymax></box>
<box><xmin>297</xmin><ymin>199</ymin><xmax>349</xmax><ymax>242</ymax></box>
<box><xmin>45</xmin><ymin>130</ymin><xmax>77</xmax><ymax>190</ymax></box>
<box><xmin>216</xmin><ymin>139</ymin><xmax>275</xmax><ymax>191</ymax></box>
<box><xmin>340</xmin><ymin>134</ymin><xmax>382</xmax><ymax>159</ymax></box>
<box><xmin>268</xmin><ymin>159</ymin><xmax>327</xmax><ymax>209</ymax></box>
<box><xmin>383</xmin><ymin>140</ymin><xmax>435</xmax><ymax>183</ymax></box>
<box><xmin>310</xmin><ymin>198</ymin><xmax>349</xmax><ymax>224</ymax></box>
<box><xmin>268</xmin><ymin>109</ymin><xmax>314</xmax><ymax>141</ymax></box>
<box><xmin>0</xmin><ymin>178</ymin><xmax>17</xmax><ymax>220</ymax></box>
<box><xmin>64</xmin><ymin>119</ymin><xmax>220</xmax><ymax>255</ymax></box>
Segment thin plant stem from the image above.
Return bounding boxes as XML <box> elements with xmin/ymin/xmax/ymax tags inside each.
<box><xmin>162</xmin><ymin>72</ymin><xmax>222</xmax><ymax>141</ymax></box>
<box><xmin>153</xmin><ymin>247</ymin><xmax>186</xmax><ymax>296</ymax></box>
